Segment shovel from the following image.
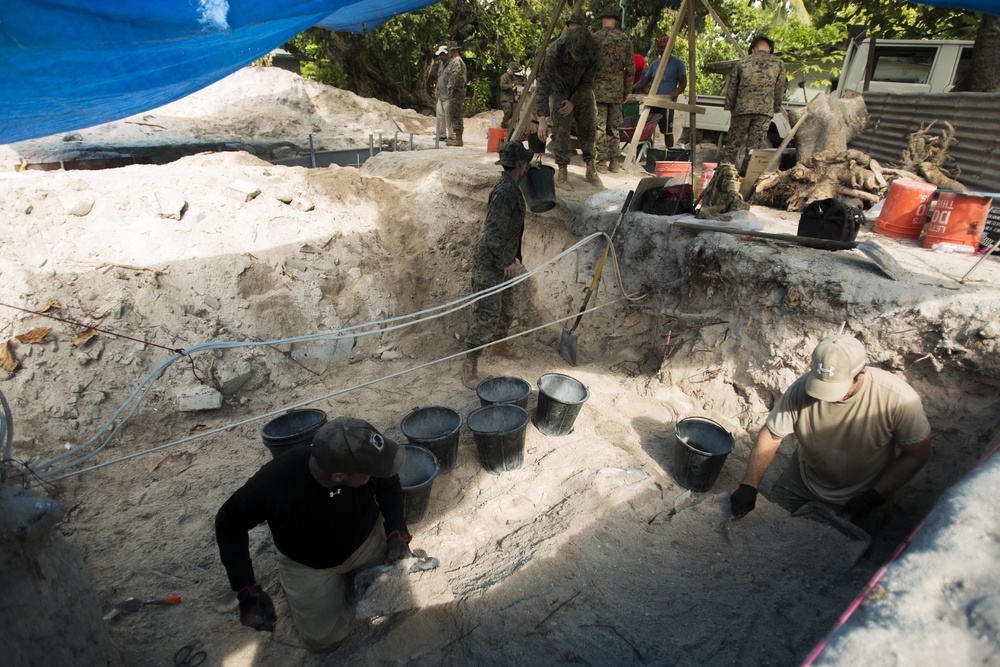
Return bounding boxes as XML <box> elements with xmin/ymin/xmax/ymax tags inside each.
<box><xmin>559</xmin><ymin>190</ymin><xmax>634</xmax><ymax>365</ymax></box>
<box><xmin>672</xmin><ymin>220</ymin><xmax>904</xmax><ymax>281</ymax></box>
<box><xmin>103</xmin><ymin>595</ymin><xmax>181</xmax><ymax>621</ymax></box>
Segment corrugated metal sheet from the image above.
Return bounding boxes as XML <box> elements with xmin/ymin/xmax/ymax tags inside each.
<box><xmin>849</xmin><ymin>92</ymin><xmax>1000</xmax><ymax>193</ymax></box>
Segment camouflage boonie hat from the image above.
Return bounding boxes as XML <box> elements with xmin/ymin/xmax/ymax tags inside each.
<box><xmin>597</xmin><ymin>2</ymin><xmax>620</xmax><ymax>20</ymax></box>
<box><xmin>495</xmin><ymin>141</ymin><xmax>534</xmax><ymax>167</ymax></box>
<box><xmin>565</xmin><ymin>11</ymin><xmax>586</xmax><ymax>25</ymax></box>
<box><xmin>447</xmin><ymin>41</ymin><xmax>460</xmax><ymax>51</ymax></box>
<box><xmin>564</xmin><ymin>26</ymin><xmax>597</xmax><ymax>59</ymax></box>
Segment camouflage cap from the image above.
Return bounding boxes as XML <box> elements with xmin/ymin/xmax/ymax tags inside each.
<box><xmin>597</xmin><ymin>3</ymin><xmax>620</xmax><ymax>20</ymax></box>
<box><xmin>565</xmin><ymin>11</ymin><xmax>586</xmax><ymax>26</ymax></box>
<box><xmin>509</xmin><ymin>62</ymin><xmax>519</xmax><ymax>71</ymax></box>
<box><xmin>495</xmin><ymin>141</ymin><xmax>534</xmax><ymax>167</ymax></box>
<box><xmin>447</xmin><ymin>41</ymin><xmax>460</xmax><ymax>51</ymax></box>
<box><xmin>564</xmin><ymin>26</ymin><xmax>597</xmax><ymax>59</ymax></box>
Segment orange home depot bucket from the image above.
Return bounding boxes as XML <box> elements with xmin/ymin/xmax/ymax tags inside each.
<box><xmin>487</xmin><ymin>127</ymin><xmax>508</xmax><ymax>153</ymax></box>
<box><xmin>922</xmin><ymin>191</ymin><xmax>994</xmax><ymax>250</ymax></box>
<box><xmin>655</xmin><ymin>160</ymin><xmax>691</xmax><ymax>182</ymax></box>
<box><xmin>701</xmin><ymin>162</ymin><xmax>718</xmax><ymax>187</ymax></box>
<box><xmin>874</xmin><ymin>179</ymin><xmax>937</xmax><ymax>239</ymax></box>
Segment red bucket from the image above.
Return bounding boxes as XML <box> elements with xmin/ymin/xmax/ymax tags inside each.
<box><xmin>487</xmin><ymin>127</ymin><xmax>508</xmax><ymax>153</ymax></box>
<box><xmin>874</xmin><ymin>179</ymin><xmax>937</xmax><ymax>239</ymax></box>
<box><xmin>922</xmin><ymin>192</ymin><xmax>994</xmax><ymax>250</ymax></box>
<box><xmin>655</xmin><ymin>161</ymin><xmax>691</xmax><ymax>182</ymax></box>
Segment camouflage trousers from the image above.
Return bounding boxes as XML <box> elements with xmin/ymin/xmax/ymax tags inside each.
<box><xmin>466</xmin><ymin>263</ymin><xmax>514</xmax><ymax>355</ymax></box>
<box><xmin>594</xmin><ymin>102</ymin><xmax>623</xmax><ymax>162</ymax></box>
<box><xmin>450</xmin><ymin>93</ymin><xmax>466</xmax><ymax>136</ymax></box>
<box><xmin>549</xmin><ymin>95</ymin><xmax>596</xmax><ymax>166</ymax></box>
<box><xmin>500</xmin><ymin>101</ymin><xmax>514</xmax><ymax>129</ymax></box>
<box><xmin>721</xmin><ymin>113</ymin><xmax>771</xmax><ymax>163</ymax></box>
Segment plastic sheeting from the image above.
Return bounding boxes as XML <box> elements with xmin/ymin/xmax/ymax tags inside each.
<box><xmin>0</xmin><ymin>1</ymin><xmax>439</xmax><ymax>145</ymax></box>
<box><xmin>912</xmin><ymin>0</ymin><xmax>1000</xmax><ymax>11</ymax></box>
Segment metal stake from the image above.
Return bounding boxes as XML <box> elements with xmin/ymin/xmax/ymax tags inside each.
<box><xmin>959</xmin><ymin>236</ymin><xmax>1000</xmax><ymax>284</ymax></box>
<box><xmin>308</xmin><ymin>133</ymin><xmax>316</xmax><ymax>169</ymax></box>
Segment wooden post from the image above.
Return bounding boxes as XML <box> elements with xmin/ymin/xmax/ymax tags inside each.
<box><xmin>698</xmin><ymin>0</ymin><xmax>746</xmax><ymax>57</ymax></box>
<box><xmin>687</xmin><ymin>0</ymin><xmax>697</xmax><ymax>191</ymax></box>
<box><xmin>622</xmin><ymin>0</ymin><xmax>689</xmax><ymax>166</ymax></box>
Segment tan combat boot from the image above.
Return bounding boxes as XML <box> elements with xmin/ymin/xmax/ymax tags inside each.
<box><xmin>556</xmin><ymin>164</ymin><xmax>571</xmax><ymax>187</ymax></box>
<box><xmin>594</xmin><ymin>160</ymin><xmax>608</xmax><ymax>173</ymax></box>
<box><xmin>492</xmin><ymin>341</ymin><xmax>521</xmax><ymax>359</ymax></box>
<box><xmin>609</xmin><ymin>157</ymin><xmax>621</xmax><ymax>173</ymax></box>
<box><xmin>462</xmin><ymin>355</ymin><xmax>479</xmax><ymax>389</ymax></box>
<box><xmin>585</xmin><ymin>160</ymin><xmax>604</xmax><ymax>187</ymax></box>
<box><xmin>446</xmin><ymin>133</ymin><xmax>464</xmax><ymax>147</ymax></box>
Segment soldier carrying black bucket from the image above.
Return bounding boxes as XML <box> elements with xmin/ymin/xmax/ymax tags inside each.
<box><xmin>215</xmin><ymin>417</ymin><xmax>414</xmax><ymax>652</ymax></box>
<box><xmin>462</xmin><ymin>141</ymin><xmax>534</xmax><ymax>389</ymax></box>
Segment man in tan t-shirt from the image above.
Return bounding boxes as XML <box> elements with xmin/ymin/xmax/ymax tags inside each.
<box><xmin>729</xmin><ymin>335</ymin><xmax>932</xmax><ymax>529</ymax></box>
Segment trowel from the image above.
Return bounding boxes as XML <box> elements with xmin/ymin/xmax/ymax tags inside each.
<box><xmin>103</xmin><ymin>595</ymin><xmax>181</xmax><ymax>621</ymax></box>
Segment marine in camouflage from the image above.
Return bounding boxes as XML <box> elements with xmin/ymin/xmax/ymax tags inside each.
<box><xmin>466</xmin><ymin>171</ymin><xmax>526</xmax><ymax>352</ymax></box>
<box><xmin>535</xmin><ymin>28</ymin><xmax>599</xmax><ymax>166</ymax></box>
<box><xmin>499</xmin><ymin>68</ymin><xmax>517</xmax><ymax>128</ymax></box>
<box><xmin>721</xmin><ymin>48</ymin><xmax>786</xmax><ymax>163</ymax></box>
<box><xmin>446</xmin><ymin>53</ymin><xmax>468</xmax><ymax>136</ymax></box>
<box><xmin>592</xmin><ymin>23</ymin><xmax>634</xmax><ymax>162</ymax></box>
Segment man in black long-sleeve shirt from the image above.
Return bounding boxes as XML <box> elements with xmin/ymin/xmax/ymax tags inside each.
<box><xmin>216</xmin><ymin>416</ymin><xmax>411</xmax><ymax>652</ymax></box>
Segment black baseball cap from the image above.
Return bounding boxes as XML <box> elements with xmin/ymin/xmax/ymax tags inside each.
<box><xmin>311</xmin><ymin>417</ymin><xmax>404</xmax><ymax>476</ymax></box>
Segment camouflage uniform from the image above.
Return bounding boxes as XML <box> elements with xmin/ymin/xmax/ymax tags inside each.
<box><xmin>499</xmin><ymin>69</ymin><xmax>517</xmax><ymax>129</ymax></box>
<box><xmin>592</xmin><ymin>25</ymin><xmax>634</xmax><ymax>162</ymax></box>
<box><xmin>536</xmin><ymin>28</ymin><xmax>599</xmax><ymax>166</ymax></box>
<box><xmin>466</xmin><ymin>171</ymin><xmax>526</xmax><ymax>352</ymax></box>
<box><xmin>721</xmin><ymin>50</ymin><xmax>787</xmax><ymax>163</ymax></box>
<box><xmin>446</xmin><ymin>54</ymin><xmax>468</xmax><ymax>138</ymax></box>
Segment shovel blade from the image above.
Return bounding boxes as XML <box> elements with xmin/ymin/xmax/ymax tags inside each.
<box><xmin>559</xmin><ymin>327</ymin><xmax>578</xmax><ymax>366</ymax></box>
<box><xmin>113</xmin><ymin>598</ymin><xmax>144</xmax><ymax>614</ymax></box>
<box><xmin>854</xmin><ymin>240</ymin><xmax>904</xmax><ymax>281</ymax></box>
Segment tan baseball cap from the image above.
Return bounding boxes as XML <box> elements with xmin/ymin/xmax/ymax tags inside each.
<box><xmin>311</xmin><ymin>417</ymin><xmax>404</xmax><ymax>476</ymax></box>
<box><xmin>804</xmin><ymin>335</ymin><xmax>868</xmax><ymax>402</ymax></box>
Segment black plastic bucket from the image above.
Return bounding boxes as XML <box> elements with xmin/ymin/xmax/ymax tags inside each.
<box><xmin>260</xmin><ymin>409</ymin><xmax>328</xmax><ymax>459</ymax></box>
<box><xmin>400</xmin><ymin>406</ymin><xmax>463</xmax><ymax>474</ymax></box>
<box><xmin>476</xmin><ymin>375</ymin><xmax>532</xmax><ymax>410</ymax></box>
<box><xmin>398</xmin><ymin>445</ymin><xmax>439</xmax><ymax>524</ymax></box>
<box><xmin>672</xmin><ymin>417</ymin><xmax>735</xmax><ymax>492</ymax></box>
<box><xmin>534</xmin><ymin>373</ymin><xmax>589</xmax><ymax>437</ymax></box>
<box><xmin>467</xmin><ymin>404</ymin><xmax>529</xmax><ymax>473</ymax></box>
<box><xmin>521</xmin><ymin>165</ymin><xmax>557</xmax><ymax>213</ymax></box>
<box><xmin>527</xmin><ymin>131</ymin><xmax>546</xmax><ymax>154</ymax></box>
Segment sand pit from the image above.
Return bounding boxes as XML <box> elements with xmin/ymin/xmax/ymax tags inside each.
<box><xmin>1</xmin><ymin>67</ymin><xmax>999</xmax><ymax>666</ymax></box>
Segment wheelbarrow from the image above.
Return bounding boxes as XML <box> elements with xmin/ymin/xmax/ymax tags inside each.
<box><xmin>619</xmin><ymin>113</ymin><xmax>663</xmax><ymax>163</ymax></box>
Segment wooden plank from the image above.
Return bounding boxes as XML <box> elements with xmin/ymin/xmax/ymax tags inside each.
<box><xmin>631</xmin><ymin>95</ymin><xmax>705</xmax><ymax>114</ymax></box>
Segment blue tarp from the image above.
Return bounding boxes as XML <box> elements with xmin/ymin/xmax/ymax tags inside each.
<box><xmin>911</xmin><ymin>0</ymin><xmax>1000</xmax><ymax>11</ymax></box>
<box><xmin>0</xmin><ymin>1</ymin><xmax>439</xmax><ymax>145</ymax></box>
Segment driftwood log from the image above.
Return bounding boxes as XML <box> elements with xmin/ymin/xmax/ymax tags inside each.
<box><xmin>751</xmin><ymin>149</ymin><xmax>886</xmax><ymax>211</ymax></box>
<box><xmin>900</xmin><ymin>121</ymin><xmax>965</xmax><ymax>190</ymax></box>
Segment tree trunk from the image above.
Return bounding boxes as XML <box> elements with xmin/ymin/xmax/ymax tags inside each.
<box><xmin>964</xmin><ymin>13</ymin><xmax>1000</xmax><ymax>92</ymax></box>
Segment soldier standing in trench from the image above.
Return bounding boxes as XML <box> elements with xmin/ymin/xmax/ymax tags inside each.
<box><xmin>434</xmin><ymin>45</ymin><xmax>452</xmax><ymax>141</ymax></box>
<box><xmin>720</xmin><ymin>34</ymin><xmax>786</xmax><ymax>166</ymax></box>
<box><xmin>536</xmin><ymin>15</ymin><xmax>603</xmax><ymax>187</ymax></box>
<box><xmin>462</xmin><ymin>141</ymin><xmax>535</xmax><ymax>389</ymax></box>
<box><xmin>729</xmin><ymin>335</ymin><xmax>932</xmax><ymax>538</ymax></box>
<box><xmin>592</xmin><ymin>3</ymin><xmax>634</xmax><ymax>173</ymax></box>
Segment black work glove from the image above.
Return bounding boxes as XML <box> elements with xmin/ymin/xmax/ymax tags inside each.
<box><xmin>838</xmin><ymin>488</ymin><xmax>885</xmax><ymax>522</ymax></box>
<box><xmin>237</xmin><ymin>583</ymin><xmax>276</xmax><ymax>632</ymax></box>
<box><xmin>385</xmin><ymin>530</ymin><xmax>412</xmax><ymax>564</ymax></box>
<box><xmin>729</xmin><ymin>484</ymin><xmax>759</xmax><ymax>518</ymax></box>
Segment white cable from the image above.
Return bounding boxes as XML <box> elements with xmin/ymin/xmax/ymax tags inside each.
<box><xmin>35</xmin><ymin>231</ymin><xmax>622</xmax><ymax>478</ymax></box>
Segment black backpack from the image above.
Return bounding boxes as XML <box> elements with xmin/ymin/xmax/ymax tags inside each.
<box><xmin>640</xmin><ymin>184</ymin><xmax>694</xmax><ymax>216</ymax></box>
<box><xmin>797</xmin><ymin>198</ymin><xmax>864</xmax><ymax>242</ymax></box>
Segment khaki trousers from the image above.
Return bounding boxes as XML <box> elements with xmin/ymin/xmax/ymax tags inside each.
<box><xmin>275</xmin><ymin>517</ymin><xmax>386</xmax><ymax>652</ymax></box>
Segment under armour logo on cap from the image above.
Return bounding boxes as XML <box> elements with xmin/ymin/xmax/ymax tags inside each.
<box><xmin>311</xmin><ymin>417</ymin><xmax>405</xmax><ymax>477</ymax></box>
<box><xmin>804</xmin><ymin>335</ymin><xmax>868</xmax><ymax>402</ymax></box>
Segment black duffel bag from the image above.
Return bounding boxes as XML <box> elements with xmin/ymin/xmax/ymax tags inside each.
<box><xmin>797</xmin><ymin>198</ymin><xmax>864</xmax><ymax>242</ymax></box>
